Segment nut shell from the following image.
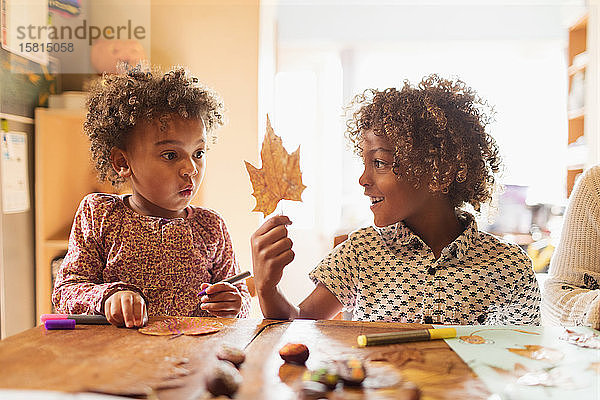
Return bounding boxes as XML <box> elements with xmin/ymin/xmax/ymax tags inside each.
<box><xmin>337</xmin><ymin>358</ymin><xmax>366</xmax><ymax>386</ymax></box>
<box><xmin>216</xmin><ymin>345</ymin><xmax>246</xmax><ymax>368</ymax></box>
<box><xmin>279</xmin><ymin>343</ymin><xmax>309</xmax><ymax>365</ymax></box>
<box><xmin>205</xmin><ymin>360</ymin><xmax>242</xmax><ymax>398</ymax></box>
<box><xmin>299</xmin><ymin>380</ymin><xmax>328</xmax><ymax>399</ymax></box>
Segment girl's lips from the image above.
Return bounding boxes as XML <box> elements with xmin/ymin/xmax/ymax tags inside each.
<box><xmin>179</xmin><ymin>189</ymin><xmax>193</xmax><ymax>197</ymax></box>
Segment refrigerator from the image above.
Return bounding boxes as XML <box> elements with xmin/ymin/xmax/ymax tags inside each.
<box><xmin>0</xmin><ymin>44</ymin><xmax>56</xmax><ymax>338</ymax></box>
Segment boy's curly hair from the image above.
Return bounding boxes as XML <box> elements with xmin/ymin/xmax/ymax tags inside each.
<box><xmin>346</xmin><ymin>74</ymin><xmax>501</xmax><ymax>211</ymax></box>
<box><xmin>84</xmin><ymin>65</ymin><xmax>225</xmax><ymax>186</ymax></box>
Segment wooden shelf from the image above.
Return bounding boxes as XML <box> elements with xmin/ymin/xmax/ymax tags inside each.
<box><xmin>568</xmin><ymin>15</ymin><xmax>588</xmax><ymax>66</ymax></box>
<box><xmin>568</xmin><ymin>116</ymin><xmax>585</xmax><ymax>145</ymax></box>
<box><xmin>568</xmin><ymin>63</ymin><xmax>586</xmax><ymax>76</ymax></box>
<box><xmin>567</xmin><ymin>168</ymin><xmax>584</xmax><ymax>198</ymax></box>
<box><xmin>566</xmin><ymin>14</ymin><xmax>588</xmax><ymax>198</ymax></box>
<box><xmin>568</xmin><ymin>108</ymin><xmax>585</xmax><ymax>120</ymax></box>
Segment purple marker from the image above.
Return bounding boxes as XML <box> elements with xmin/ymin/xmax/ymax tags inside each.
<box><xmin>199</xmin><ymin>271</ymin><xmax>251</xmax><ymax>297</ymax></box>
<box><xmin>45</xmin><ymin>319</ymin><xmax>76</xmax><ymax>330</ymax></box>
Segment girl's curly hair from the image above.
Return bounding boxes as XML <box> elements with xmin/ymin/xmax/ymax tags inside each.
<box><xmin>345</xmin><ymin>74</ymin><xmax>501</xmax><ymax>211</ymax></box>
<box><xmin>84</xmin><ymin>65</ymin><xmax>225</xmax><ymax>186</ymax></box>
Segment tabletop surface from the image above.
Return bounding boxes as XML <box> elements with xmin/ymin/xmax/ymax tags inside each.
<box><xmin>0</xmin><ymin>318</ymin><xmax>490</xmax><ymax>400</ymax></box>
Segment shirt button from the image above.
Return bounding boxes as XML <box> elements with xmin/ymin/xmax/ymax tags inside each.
<box><xmin>424</xmin><ymin>316</ymin><xmax>433</xmax><ymax>324</ymax></box>
<box><xmin>428</xmin><ymin>267</ymin><xmax>436</xmax><ymax>275</ymax></box>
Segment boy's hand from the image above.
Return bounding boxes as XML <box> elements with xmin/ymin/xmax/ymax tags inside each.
<box><xmin>199</xmin><ymin>282</ymin><xmax>243</xmax><ymax>317</ymax></box>
<box><xmin>104</xmin><ymin>290</ymin><xmax>147</xmax><ymax>328</ymax></box>
<box><xmin>251</xmin><ymin>215</ymin><xmax>294</xmax><ymax>294</ymax></box>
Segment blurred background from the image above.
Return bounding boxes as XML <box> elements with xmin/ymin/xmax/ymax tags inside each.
<box><xmin>0</xmin><ymin>0</ymin><xmax>597</xmax><ymax>334</ymax></box>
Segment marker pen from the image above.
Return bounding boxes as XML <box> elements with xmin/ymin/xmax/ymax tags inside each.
<box><xmin>357</xmin><ymin>327</ymin><xmax>456</xmax><ymax>347</ymax></box>
<box><xmin>198</xmin><ymin>271</ymin><xmax>252</xmax><ymax>297</ymax></box>
<box><xmin>41</xmin><ymin>314</ymin><xmax>110</xmax><ymax>325</ymax></box>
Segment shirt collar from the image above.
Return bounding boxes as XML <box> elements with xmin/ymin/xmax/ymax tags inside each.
<box><xmin>373</xmin><ymin>211</ymin><xmax>479</xmax><ymax>260</ymax></box>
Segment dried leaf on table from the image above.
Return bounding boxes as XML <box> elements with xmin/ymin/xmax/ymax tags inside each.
<box><xmin>245</xmin><ymin>115</ymin><xmax>306</xmax><ymax>217</ymax></box>
<box><xmin>559</xmin><ymin>328</ymin><xmax>600</xmax><ymax>349</ymax></box>
<box><xmin>368</xmin><ymin>347</ymin><xmax>424</xmax><ymax>366</ymax></box>
<box><xmin>488</xmin><ymin>363</ymin><xmax>577</xmax><ymax>388</ymax></box>
<box><xmin>506</xmin><ymin>345</ymin><xmax>564</xmax><ymax>363</ymax></box>
<box><xmin>139</xmin><ymin>317</ymin><xmax>224</xmax><ymax>336</ymax></box>
<box><xmin>588</xmin><ymin>362</ymin><xmax>600</xmax><ymax>373</ymax></box>
<box><xmin>459</xmin><ymin>335</ymin><xmax>486</xmax><ymax>344</ymax></box>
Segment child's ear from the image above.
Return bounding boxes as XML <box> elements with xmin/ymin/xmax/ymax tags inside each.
<box><xmin>110</xmin><ymin>147</ymin><xmax>131</xmax><ymax>178</ymax></box>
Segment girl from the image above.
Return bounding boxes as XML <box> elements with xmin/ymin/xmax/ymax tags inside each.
<box><xmin>252</xmin><ymin>75</ymin><xmax>540</xmax><ymax>325</ymax></box>
<box><xmin>53</xmin><ymin>66</ymin><xmax>251</xmax><ymax>327</ymax></box>
<box><xmin>542</xmin><ymin>166</ymin><xmax>600</xmax><ymax>328</ymax></box>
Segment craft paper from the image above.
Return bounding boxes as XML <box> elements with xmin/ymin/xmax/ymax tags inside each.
<box><xmin>438</xmin><ymin>325</ymin><xmax>600</xmax><ymax>399</ymax></box>
<box><xmin>1</xmin><ymin>131</ymin><xmax>30</xmax><ymax>213</ymax></box>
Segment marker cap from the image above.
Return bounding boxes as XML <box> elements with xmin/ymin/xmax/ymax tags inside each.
<box><xmin>40</xmin><ymin>314</ymin><xmax>68</xmax><ymax>324</ymax></box>
<box><xmin>428</xmin><ymin>327</ymin><xmax>457</xmax><ymax>340</ymax></box>
<box><xmin>45</xmin><ymin>319</ymin><xmax>76</xmax><ymax>330</ymax></box>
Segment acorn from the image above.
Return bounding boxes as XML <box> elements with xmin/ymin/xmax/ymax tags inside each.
<box><xmin>279</xmin><ymin>343</ymin><xmax>309</xmax><ymax>365</ymax></box>
<box><xmin>204</xmin><ymin>360</ymin><xmax>242</xmax><ymax>398</ymax></box>
<box><xmin>216</xmin><ymin>344</ymin><xmax>246</xmax><ymax>368</ymax></box>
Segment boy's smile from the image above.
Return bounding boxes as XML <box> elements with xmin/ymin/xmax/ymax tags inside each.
<box><xmin>115</xmin><ymin>115</ymin><xmax>207</xmax><ymax>219</ymax></box>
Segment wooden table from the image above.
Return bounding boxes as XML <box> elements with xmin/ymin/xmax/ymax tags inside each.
<box><xmin>0</xmin><ymin>318</ymin><xmax>490</xmax><ymax>399</ymax></box>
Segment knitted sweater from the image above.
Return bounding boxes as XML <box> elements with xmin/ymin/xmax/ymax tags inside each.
<box><xmin>542</xmin><ymin>165</ymin><xmax>600</xmax><ymax>328</ymax></box>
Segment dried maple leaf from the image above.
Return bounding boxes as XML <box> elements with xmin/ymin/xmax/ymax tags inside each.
<box><xmin>459</xmin><ymin>335</ymin><xmax>486</xmax><ymax>344</ymax></box>
<box><xmin>588</xmin><ymin>363</ymin><xmax>600</xmax><ymax>373</ymax></box>
<box><xmin>507</xmin><ymin>344</ymin><xmax>564</xmax><ymax>363</ymax></box>
<box><xmin>488</xmin><ymin>363</ymin><xmax>576</xmax><ymax>388</ymax></box>
<box><xmin>138</xmin><ymin>317</ymin><xmax>223</xmax><ymax>336</ymax></box>
<box><xmin>368</xmin><ymin>347</ymin><xmax>424</xmax><ymax>366</ymax></box>
<box><xmin>560</xmin><ymin>328</ymin><xmax>600</xmax><ymax>349</ymax></box>
<box><xmin>245</xmin><ymin>115</ymin><xmax>306</xmax><ymax>217</ymax></box>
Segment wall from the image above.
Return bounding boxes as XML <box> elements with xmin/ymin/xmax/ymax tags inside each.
<box><xmin>150</xmin><ymin>0</ymin><xmax>260</xmax><ymax>274</ymax></box>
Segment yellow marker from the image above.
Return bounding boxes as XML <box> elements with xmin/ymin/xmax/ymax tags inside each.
<box><xmin>357</xmin><ymin>327</ymin><xmax>456</xmax><ymax>347</ymax></box>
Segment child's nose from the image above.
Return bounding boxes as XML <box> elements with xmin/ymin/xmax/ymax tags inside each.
<box><xmin>358</xmin><ymin>167</ymin><xmax>370</xmax><ymax>187</ymax></box>
<box><xmin>181</xmin><ymin>158</ymin><xmax>198</xmax><ymax>177</ymax></box>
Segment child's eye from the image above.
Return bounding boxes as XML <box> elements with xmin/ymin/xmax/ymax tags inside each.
<box><xmin>161</xmin><ymin>152</ymin><xmax>177</xmax><ymax>160</ymax></box>
<box><xmin>373</xmin><ymin>159</ymin><xmax>387</xmax><ymax>169</ymax></box>
<box><xmin>194</xmin><ymin>150</ymin><xmax>205</xmax><ymax>159</ymax></box>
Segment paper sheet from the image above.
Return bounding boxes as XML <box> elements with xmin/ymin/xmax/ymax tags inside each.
<box><xmin>438</xmin><ymin>325</ymin><xmax>600</xmax><ymax>400</ymax></box>
<box><xmin>1</xmin><ymin>131</ymin><xmax>30</xmax><ymax>213</ymax></box>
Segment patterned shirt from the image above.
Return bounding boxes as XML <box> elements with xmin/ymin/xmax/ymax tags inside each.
<box><xmin>53</xmin><ymin>193</ymin><xmax>251</xmax><ymax>317</ymax></box>
<box><xmin>309</xmin><ymin>213</ymin><xmax>540</xmax><ymax>324</ymax></box>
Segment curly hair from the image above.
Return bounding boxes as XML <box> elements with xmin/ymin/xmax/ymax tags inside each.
<box><xmin>84</xmin><ymin>65</ymin><xmax>225</xmax><ymax>186</ymax></box>
<box><xmin>345</xmin><ymin>74</ymin><xmax>501</xmax><ymax>211</ymax></box>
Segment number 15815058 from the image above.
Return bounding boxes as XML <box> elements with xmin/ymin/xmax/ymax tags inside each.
<box><xmin>19</xmin><ymin>42</ymin><xmax>74</xmax><ymax>53</ymax></box>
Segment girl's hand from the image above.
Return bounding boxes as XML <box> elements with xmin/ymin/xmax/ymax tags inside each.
<box><xmin>199</xmin><ymin>282</ymin><xmax>243</xmax><ymax>317</ymax></box>
<box><xmin>104</xmin><ymin>290</ymin><xmax>147</xmax><ymax>328</ymax></box>
<box><xmin>251</xmin><ymin>215</ymin><xmax>294</xmax><ymax>294</ymax></box>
